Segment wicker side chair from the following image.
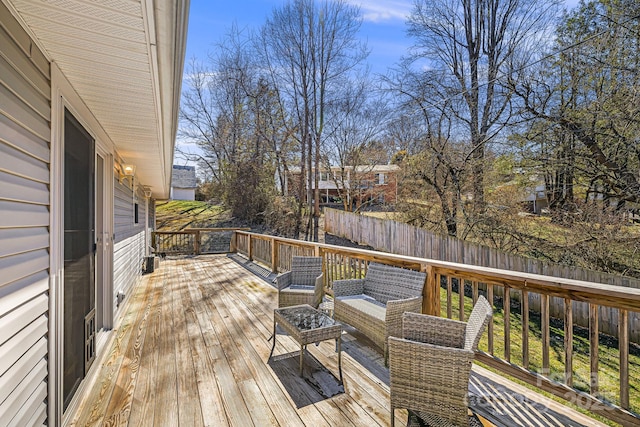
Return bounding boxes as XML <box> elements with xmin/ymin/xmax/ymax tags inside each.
<box><xmin>388</xmin><ymin>295</ymin><xmax>493</xmax><ymax>427</ymax></box>
<box><xmin>277</xmin><ymin>256</ymin><xmax>324</xmax><ymax>308</ymax></box>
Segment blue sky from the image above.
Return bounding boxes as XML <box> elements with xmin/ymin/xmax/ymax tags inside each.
<box><xmin>185</xmin><ymin>0</ymin><xmax>582</xmax><ymax>76</ymax></box>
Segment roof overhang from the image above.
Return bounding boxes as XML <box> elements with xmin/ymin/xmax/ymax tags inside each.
<box><xmin>6</xmin><ymin>0</ymin><xmax>189</xmax><ymax>199</ymax></box>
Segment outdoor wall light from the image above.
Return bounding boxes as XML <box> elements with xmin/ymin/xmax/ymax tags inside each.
<box><xmin>118</xmin><ymin>163</ymin><xmax>136</xmax><ymax>186</ymax></box>
<box><xmin>143</xmin><ymin>187</ymin><xmax>153</xmax><ymax>198</ymax></box>
<box><xmin>122</xmin><ymin>164</ymin><xmax>136</xmax><ymax>176</ymax></box>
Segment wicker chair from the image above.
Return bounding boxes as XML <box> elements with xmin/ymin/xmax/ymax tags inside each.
<box><xmin>277</xmin><ymin>256</ymin><xmax>324</xmax><ymax>308</ymax></box>
<box><xmin>388</xmin><ymin>295</ymin><xmax>493</xmax><ymax>427</ymax></box>
<box><xmin>333</xmin><ymin>262</ymin><xmax>426</xmax><ymax>364</ymax></box>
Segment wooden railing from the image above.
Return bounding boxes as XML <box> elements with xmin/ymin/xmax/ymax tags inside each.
<box><xmin>151</xmin><ymin>228</ymin><xmax>250</xmax><ymax>255</ymax></box>
<box><xmin>233</xmin><ymin>230</ymin><xmax>640</xmax><ymax>426</ymax></box>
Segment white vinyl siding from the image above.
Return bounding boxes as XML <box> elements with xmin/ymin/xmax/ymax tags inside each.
<box><xmin>0</xmin><ymin>3</ymin><xmax>50</xmax><ymax>425</ymax></box>
<box><xmin>113</xmin><ymin>179</ymin><xmax>146</xmax><ymax>314</ymax></box>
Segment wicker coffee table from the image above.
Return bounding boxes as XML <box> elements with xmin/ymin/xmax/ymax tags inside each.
<box><xmin>269</xmin><ymin>304</ymin><xmax>343</xmax><ymax>383</ymax></box>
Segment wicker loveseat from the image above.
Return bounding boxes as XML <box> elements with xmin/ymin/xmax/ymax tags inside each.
<box><xmin>333</xmin><ymin>262</ymin><xmax>426</xmax><ymax>362</ymax></box>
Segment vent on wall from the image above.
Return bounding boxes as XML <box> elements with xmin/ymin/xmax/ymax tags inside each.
<box><xmin>116</xmin><ymin>291</ymin><xmax>126</xmax><ymax>307</ymax></box>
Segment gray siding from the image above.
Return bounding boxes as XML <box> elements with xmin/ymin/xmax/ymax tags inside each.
<box><xmin>113</xmin><ymin>179</ymin><xmax>146</xmax><ymax>313</ymax></box>
<box><xmin>0</xmin><ymin>3</ymin><xmax>50</xmax><ymax>425</ymax></box>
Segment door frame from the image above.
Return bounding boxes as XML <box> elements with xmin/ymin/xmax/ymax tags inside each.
<box><xmin>50</xmin><ymin>63</ymin><xmax>115</xmax><ymax>426</ymax></box>
<box><xmin>95</xmin><ymin>145</ymin><xmax>114</xmax><ymax>333</ymax></box>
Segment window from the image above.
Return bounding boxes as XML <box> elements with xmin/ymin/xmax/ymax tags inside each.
<box><xmin>134</xmin><ymin>203</ymin><xmax>139</xmax><ymax>224</ymax></box>
<box><xmin>375</xmin><ymin>173</ymin><xmax>387</xmax><ymax>185</ymax></box>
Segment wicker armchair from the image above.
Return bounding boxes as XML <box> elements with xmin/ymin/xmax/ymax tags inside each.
<box><xmin>277</xmin><ymin>256</ymin><xmax>324</xmax><ymax>308</ymax></box>
<box><xmin>388</xmin><ymin>295</ymin><xmax>493</xmax><ymax>427</ymax></box>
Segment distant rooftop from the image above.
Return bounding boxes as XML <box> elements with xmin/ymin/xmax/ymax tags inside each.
<box><xmin>171</xmin><ymin>165</ymin><xmax>197</xmax><ymax>188</ymax></box>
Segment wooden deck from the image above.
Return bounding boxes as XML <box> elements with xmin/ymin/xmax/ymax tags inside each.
<box><xmin>69</xmin><ymin>255</ymin><xmax>606</xmax><ymax>426</ymax></box>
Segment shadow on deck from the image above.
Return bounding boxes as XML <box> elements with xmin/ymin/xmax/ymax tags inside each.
<box><xmin>69</xmin><ymin>255</ymin><xmax>605</xmax><ymax>427</ymax></box>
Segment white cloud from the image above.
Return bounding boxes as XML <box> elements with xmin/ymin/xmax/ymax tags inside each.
<box><xmin>346</xmin><ymin>0</ymin><xmax>413</xmax><ymax>23</ymax></box>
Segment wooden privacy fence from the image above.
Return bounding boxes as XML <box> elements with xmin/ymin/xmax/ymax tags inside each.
<box><xmin>232</xmin><ymin>230</ymin><xmax>640</xmax><ymax>426</ymax></box>
<box><xmin>324</xmin><ymin>208</ymin><xmax>640</xmax><ymax>341</ymax></box>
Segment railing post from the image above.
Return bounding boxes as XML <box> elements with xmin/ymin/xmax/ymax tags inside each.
<box><xmin>271</xmin><ymin>237</ymin><xmax>278</xmax><ymax>273</ymax></box>
<box><xmin>230</xmin><ymin>231</ymin><xmax>237</xmax><ymax>253</ymax></box>
<box><xmin>248</xmin><ymin>234</ymin><xmax>253</xmax><ymax>261</ymax></box>
<box><xmin>422</xmin><ymin>265</ymin><xmax>440</xmax><ymax>316</ymax></box>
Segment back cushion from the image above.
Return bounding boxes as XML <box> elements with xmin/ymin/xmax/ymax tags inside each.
<box><xmin>364</xmin><ymin>263</ymin><xmax>426</xmax><ymax>304</ymax></box>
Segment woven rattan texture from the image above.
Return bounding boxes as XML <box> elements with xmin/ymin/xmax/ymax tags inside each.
<box><xmin>277</xmin><ymin>256</ymin><xmax>324</xmax><ymax>308</ymax></box>
<box><xmin>333</xmin><ymin>263</ymin><xmax>426</xmax><ymax>359</ymax></box>
<box><xmin>388</xmin><ymin>296</ymin><xmax>492</xmax><ymax>427</ymax></box>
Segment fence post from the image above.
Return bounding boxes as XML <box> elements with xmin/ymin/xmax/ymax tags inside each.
<box><xmin>271</xmin><ymin>237</ymin><xmax>278</xmax><ymax>273</ymax></box>
<box><xmin>422</xmin><ymin>265</ymin><xmax>440</xmax><ymax>316</ymax></box>
<box><xmin>248</xmin><ymin>234</ymin><xmax>253</xmax><ymax>261</ymax></box>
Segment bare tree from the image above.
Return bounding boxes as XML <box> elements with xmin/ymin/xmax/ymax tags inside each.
<box><xmin>322</xmin><ymin>78</ymin><xmax>389</xmax><ymax>211</ymax></box>
<box><xmin>179</xmin><ymin>27</ymin><xmax>278</xmax><ymax>220</ymax></box>
<box><xmin>385</xmin><ymin>67</ymin><xmax>468</xmax><ymax>236</ymax></box>
<box><xmin>406</xmin><ymin>0</ymin><xmax>560</xmax><ymax>212</ymax></box>
<box><xmin>259</xmin><ymin>0</ymin><xmax>368</xmax><ymax>240</ymax></box>
<box><xmin>512</xmin><ymin>0</ymin><xmax>640</xmax><ymax>212</ymax></box>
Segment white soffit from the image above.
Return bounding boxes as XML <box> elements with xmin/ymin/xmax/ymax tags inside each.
<box><xmin>8</xmin><ymin>0</ymin><xmax>188</xmax><ymax>198</ymax></box>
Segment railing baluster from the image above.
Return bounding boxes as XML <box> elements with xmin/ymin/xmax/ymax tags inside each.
<box><xmin>590</xmin><ymin>303</ymin><xmax>599</xmax><ymax>397</ymax></box>
<box><xmin>522</xmin><ymin>290</ymin><xmax>529</xmax><ymax>370</ymax></box>
<box><xmin>564</xmin><ymin>298</ymin><xmax>573</xmax><ymax>388</ymax></box>
<box><xmin>541</xmin><ymin>294</ymin><xmax>550</xmax><ymax>373</ymax></box>
<box><xmin>446</xmin><ymin>275</ymin><xmax>452</xmax><ymax>319</ymax></box>
<box><xmin>504</xmin><ymin>287</ymin><xmax>511</xmax><ymax>362</ymax></box>
<box><xmin>472</xmin><ymin>281</ymin><xmax>478</xmax><ymax>304</ymax></box>
<box><xmin>271</xmin><ymin>237</ymin><xmax>278</xmax><ymax>273</ymax></box>
<box><xmin>487</xmin><ymin>284</ymin><xmax>494</xmax><ymax>355</ymax></box>
<box><xmin>619</xmin><ymin>309</ymin><xmax>629</xmax><ymax>409</ymax></box>
<box><xmin>459</xmin><ymin>278</ymin><xmax>465</xmax><ymax>321</ymax></box>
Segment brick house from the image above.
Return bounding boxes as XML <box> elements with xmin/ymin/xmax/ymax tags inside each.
<box><xmin>283</xmin><ymin>164</ymin><xmax>399</xmax><ymax>209</ymax></box>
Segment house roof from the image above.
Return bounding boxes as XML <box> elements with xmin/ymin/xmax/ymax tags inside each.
<box><xmin>6</xmin><ymin>0</ymin><xmax>189</xmax><ymax>199</ymax></box>
<box><xmin>171</xmin><ymin>165</ymin><xmax>197</xmax><ymax>189</ymax></box>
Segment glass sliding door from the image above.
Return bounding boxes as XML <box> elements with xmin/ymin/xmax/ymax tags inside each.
<box><xmin>63</xmin><ymin>109</ymin><xmax>95</xmax><ymax>410</ymax></box>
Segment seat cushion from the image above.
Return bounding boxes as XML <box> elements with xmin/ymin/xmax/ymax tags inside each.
<box><xmin>282</xmin><ymin>284</ymin><xmax>314</xmax><ymax>293</ymax></box>
<box><xmin>336</xmin><ymin>295</ymin><xmax>386</xmax><ymax>322</ymax></box>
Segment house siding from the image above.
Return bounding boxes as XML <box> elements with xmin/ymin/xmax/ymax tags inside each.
<box><xmin>113</xmin><ymin>179</ymin><xmax>146</xmax><ymax>314</ymax></box>
<box><xmin>0</xmin><ymin>4</ymin><xmax>50</xmax><ymax>426</ymax></box>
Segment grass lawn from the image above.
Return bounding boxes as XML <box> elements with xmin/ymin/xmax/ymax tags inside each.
<box><xmin>155</xmin><ymin>200</ymin><xmax>228</xmax><ymax>230</ymax></box>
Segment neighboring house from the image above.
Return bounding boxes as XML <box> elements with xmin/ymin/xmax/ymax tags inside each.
<box><xmin>524</xmin><ymin>181</ymin><xmax>549</xmax><ymax>214</ymax></box>
<box><xmin>0</xmin><ymin>1</ymin><xmax>188</xmax><ymax>425</ymax></box>
<box><xmin>284</xmin><ymin>164</ymin><xmax>400</xmax><ymax>208</ymax></box>
<box><xmin>171</xmin><ymin>165</ymin><xmax>197</xmax><ymax>201</ymax></box>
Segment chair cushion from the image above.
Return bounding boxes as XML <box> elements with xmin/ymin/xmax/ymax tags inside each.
<box><xmin>282</xmin><ymin>284</ymin><xmax>314</xmax><ymax>293</ymax></box>
<box><xmin>336</xmin><ymin>295</ymin><xmax>386</xmax><ymax>321</ymax></box>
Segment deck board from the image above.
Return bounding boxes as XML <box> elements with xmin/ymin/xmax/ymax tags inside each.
<box><xmin>70</xmin><ymin>255</ymin><xmax>606</xmax><ymax>427</ymax></box>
